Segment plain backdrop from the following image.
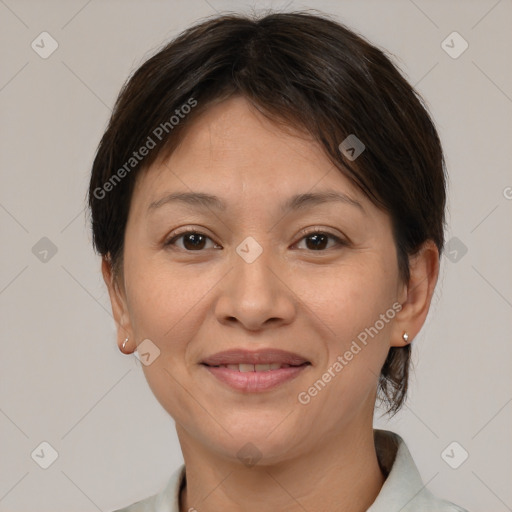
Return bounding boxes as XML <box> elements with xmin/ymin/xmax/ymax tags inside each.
<box><xmin>1</xmin><ymin>1</ymin><xmax>511</xmax><ymax>511</ymax></box>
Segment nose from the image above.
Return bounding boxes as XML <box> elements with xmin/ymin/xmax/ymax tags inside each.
<box><xmin>214</xmin><ymin>246</ymin><xmax>297</xmax><ymax>332</ymax></box>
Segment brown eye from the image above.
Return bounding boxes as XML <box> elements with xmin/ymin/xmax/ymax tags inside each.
<box><xmin>165</xmin><ymin>231</ymin><xmax>218</xmax><ymax>251</ymax></box>
<box><xmin>295</xmin><ymin>230</ymin><xmax>346</xmax><ymax>251</ymax></box>
<box><xmin>164</xmin><ymin>229</ymin><xmax>346</xmax><ymax>252</ymax></box>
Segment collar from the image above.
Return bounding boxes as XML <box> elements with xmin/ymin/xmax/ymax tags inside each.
<box><xmin>120</xmin><ymin>429</ymin><xmax>466</xmax><ymax>511</ymax></box>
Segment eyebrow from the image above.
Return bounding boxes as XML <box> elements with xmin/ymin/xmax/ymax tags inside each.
<box><xmin>147</xmin><ymin>190</ymin><xmax>364</xmax><ymax>214</ymax></box>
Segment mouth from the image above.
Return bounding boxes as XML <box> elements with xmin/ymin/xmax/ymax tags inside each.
<box><xmin>202</xmin><ymin>362</ymin><xmax>309</xmax><ymax>372</ymax></box>
<box><xmin>200</xmin><ymin>349</ymin><xmax>311</xmax><ymax>392</ymax></box>
<box><xmin>201</xmin><ymin>348</ymin><xmax>310</xmax><ymax>367</ymax></box>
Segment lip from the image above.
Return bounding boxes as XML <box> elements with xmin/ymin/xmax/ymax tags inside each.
<box><xmin>200</xmin><ymin>349</ymin><xmax>311</xmax><ymax>393</ymax></box>
<box><xmin>201</xmin><ymin>348</ymin><xmax>309</xmax><ymax>366</ymax></box>
<box><xmin>202</xmin><ymin>364</ymin><xmax>310</xmax><ymax>392</ymax></box>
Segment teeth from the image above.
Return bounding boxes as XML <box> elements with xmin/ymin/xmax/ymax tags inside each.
<box><xmin>216</xmin><ymin>363</ymin><xmax>294</xmax><ymax>372</ymax></box>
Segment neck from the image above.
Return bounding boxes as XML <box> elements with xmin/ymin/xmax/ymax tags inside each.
<box><xmin>177</xmin><ymin>422</ymin><xmax>385</xmax><ymax>512</ymax></box>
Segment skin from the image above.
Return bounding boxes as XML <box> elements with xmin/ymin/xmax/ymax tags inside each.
<box><xmin>103</xmin><ymin>96</ymin><xmax>439</xmax><ymax>512</ymax></box>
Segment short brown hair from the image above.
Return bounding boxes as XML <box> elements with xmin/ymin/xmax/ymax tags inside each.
<box><xmin>88</xmin><ymin>11</ymin><xmax>446</xmax><ymax>415</ymax></box>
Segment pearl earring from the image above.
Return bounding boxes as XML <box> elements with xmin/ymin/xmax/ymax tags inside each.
<box><xmin>402</xmin><ymin>332</ymin><xmax>410</xmax><ymax>343</ymax></box>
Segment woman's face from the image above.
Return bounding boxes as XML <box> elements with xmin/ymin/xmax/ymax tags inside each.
<box><xmin>110</xmin><ymin>96</ymin><xmax>408</xmax><ymax>464</ymax></box>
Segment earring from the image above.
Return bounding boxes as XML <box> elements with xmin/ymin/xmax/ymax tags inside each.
<box><xmin>122</xmin><ymin>337</ymin><xmax>129</xmax><ymax>350</ymax></box>
<box><xmin>402</xmin><ymin>332</ymin><xmax>410</xmax><ymax>344</ymax></box>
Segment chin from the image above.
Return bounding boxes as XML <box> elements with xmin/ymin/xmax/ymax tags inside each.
<box><xmin>217</xmin><ymin>421</ymin><xmax>304</xmax><ymax>464</ymax></box>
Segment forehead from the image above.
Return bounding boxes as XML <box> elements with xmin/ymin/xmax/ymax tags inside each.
<box><xmin>131</xmin><ymin>96</ymin><xmax>367</xmax><ymax>214</ymax></box>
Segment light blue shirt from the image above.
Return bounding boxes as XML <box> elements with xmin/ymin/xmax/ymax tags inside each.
<box><xmin>112</xmin><ymin>429</ymin><xmax>468</xmax><ymax>512</ymax></box>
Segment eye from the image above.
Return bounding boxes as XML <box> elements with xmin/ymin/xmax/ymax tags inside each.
<box><xmin>294</xmin><ymin>229</ymin><xmax>347</xmax><ymax>251</ymax></box>
<box><xmin>164</xmin><ymin>228</ymin><xmax>347</xmax><ymax>252</ymax></box>
<box><xmin>164</xmin><ymin>230</ymin><xmax>219</xmax><ymax>251</ymax></box>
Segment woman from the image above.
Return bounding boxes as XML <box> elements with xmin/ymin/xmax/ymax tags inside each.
<box><xmin>88</xmin><ymin>10</ymin><xmax>468</xmax><ymax>512</ymax></box>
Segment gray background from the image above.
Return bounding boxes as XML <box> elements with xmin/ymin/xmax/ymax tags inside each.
<box><xmin>1</xmin><ymin>0</ymin><xmax>511</xmax><ymax>511</ymax></box>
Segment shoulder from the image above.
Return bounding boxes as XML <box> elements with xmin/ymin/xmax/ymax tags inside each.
<box><xmin>370</xmin><ymin>430</ymin><xmax>469</xmax><ymax>512</ymax></box>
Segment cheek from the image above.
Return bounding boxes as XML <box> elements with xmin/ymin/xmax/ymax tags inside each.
<box><xmin>301</xmin><ymin>254</ymin><xmax>397</xmax><ymax>339</ymax></box>
<box><xmin>124</xmin><ymin>256</ymin><xmax>221</xmax><ymax>362</ymax></box>
<box><xmin>126</xmin><ymin>255</ymin><xmax>205</xmax><ymax>339</ymax></box>
<box><xmin>296</xmin><ymin>284</ymin><xmax>396</xmax><ymax>430</ymax></box>
<box><xmin>303</xmin><ymin>256</ymin><xmax>398</xmax><ymax>395</ymax></box>
<box><xmin>124</xmin><ymin>263</ymin><xmax>208</xmax><ymax>419</ymax></box>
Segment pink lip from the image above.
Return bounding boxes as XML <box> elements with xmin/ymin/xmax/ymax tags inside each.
<box><xmin>200</xmin><ymin>348</ymin><xmax>311</xmax><ymax>392</ymax></box>
<box><xmin>201</xmin><ymin>348</ymin><xmax>309</xmax><ymax>366</ymax></box>
<box><xmin>202</xmin><ymin>364</ymin><xmax>309</xmax><ymax>392</ymax></box>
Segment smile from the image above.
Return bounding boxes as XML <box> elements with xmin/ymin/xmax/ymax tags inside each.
<box><xmin>206</xmin><ymin>362</ymin><xmax>301</xmax><ymax>371</ymax></box>
<box><xmin>201</xmin><ymin>361</ymin><xmax>310</xmax><ymax>392</ymax></box>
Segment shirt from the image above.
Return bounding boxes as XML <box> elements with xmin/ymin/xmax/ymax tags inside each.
<box><xmin>112</xmin><ymin>429</ymin><xmax>469</xmax><ymax>512</ymax></box>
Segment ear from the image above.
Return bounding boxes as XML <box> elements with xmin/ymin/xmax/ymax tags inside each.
<box><xmin>101</xmin><ymin>256</ymin><xmax>133</xmax><ymax>353</ymax></box>
<box><xmin>390</xmin><ymin>240</ymin><xmax>440</xmax><ymax>347</ymax></box>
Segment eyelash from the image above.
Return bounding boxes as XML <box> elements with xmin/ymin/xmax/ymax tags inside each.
<box><xmin>163</xmin><ymin>228</ymin><xmax>347</xmax><ymax>252</ymax></box>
